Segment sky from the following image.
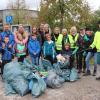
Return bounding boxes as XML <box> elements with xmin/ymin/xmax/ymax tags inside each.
<box><xmin>0</xmin><ymin>0</ymin><xmax>100</xmax><ymax>11</ymax></box>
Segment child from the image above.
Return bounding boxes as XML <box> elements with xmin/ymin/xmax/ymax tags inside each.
<box><xmin>1</xmin><ymin>36</ymin><xmax>14</xmax><ymax>75</ymax></box>
<box><xmin>43</xmin><ymin>33</ymin><xmax>56</xmax><ymax>64</ymax></box>
<box><xmin>61</xmin><ymin>43</ymin><xmax>74</xmax><ymax>68</ymax></box>
<box><xmin>15</xmin><ymin>33</ymin><xmax>27</xmax><ymax>62</ymax></box>
<box><xmin>28</xmin><ymin>34</ymin><xmax>40</xmax><ymax>65</ymax></box>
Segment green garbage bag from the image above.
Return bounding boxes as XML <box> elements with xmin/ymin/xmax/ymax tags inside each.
<box><xmin>42</xmin><ymin>59</ymin><xmax>53</xmax><ymax>71</ymax></box>
<box><xmin>69</xmin><ymin>68</ymin><xmax>79</xmax><ymax>82</ymax></box>
<box><xmin>29</xmin><ymin>74</ymin><xmax>46</xmax><ymax>97</ymax></box>
<box><xmin>4</xmin><ymin>81</ymin><xmax>16</xmax><ymax>95</ymax></box>
<box><xmin>3</xmin><ymin>61</ymin><xmax>29</xmax><ymax>96</ymax></box>
<box><xmin>46</xmin><ymin>70</ymin><xmax>64</xmax><ymax>88</ymax></box>
<box><xmin>10</xmin><ymin>76</ymin><xmax>29</xmax><ymax>96</ymax></box>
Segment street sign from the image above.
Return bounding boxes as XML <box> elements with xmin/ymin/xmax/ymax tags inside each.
<box><xmin>6</xmin><ymin>16</ymin><xmax>13</xmax><ymax>24</ymax></box>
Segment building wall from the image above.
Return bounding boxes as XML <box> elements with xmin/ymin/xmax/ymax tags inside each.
<box><xmin>0</xmin><ymin>9</ymin><xmax>38</xmax><ymax>24</ymax></box>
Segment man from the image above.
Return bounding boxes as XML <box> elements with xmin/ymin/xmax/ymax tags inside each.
<box><xmin>83</xmin><ymin>28</ymin><xmax>97</xmax><ymax>76</ymax></box>
<box><xmin>1</xmin><ymin>24</ymin><xmax>14</xmax><ymax>51</ymax></box>
<box><xmin>90</xmin><ymin>21</ymin><xmax>100</xmax><ymax>80</ymax></box>
<box><xmin>77</xmin><ymin>28</ymin><xmax>86</xmax><ymax>73</ymax></box>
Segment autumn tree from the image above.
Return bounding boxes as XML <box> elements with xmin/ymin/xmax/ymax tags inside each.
<box><xmin>39</xmin><ymin>0</ymin><xmax>93</xmax><ymax>30</ymax></box>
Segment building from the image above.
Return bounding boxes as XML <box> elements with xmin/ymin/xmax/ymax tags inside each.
<box><xmin>0</xmin><ymin>9</ymin><xmax>38</xmax><ymax>24</ymax></box>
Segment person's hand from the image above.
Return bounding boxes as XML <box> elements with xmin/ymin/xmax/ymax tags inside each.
<box><xmin>8</xmin><ymin>44</ymin><xmax>12</xmax><ymax>48</ymax></box>
<box><xmin>34</xmin><ymin>52</ymin><xmax>36</xmax><ymax>55</ymax></box>
<box><xmin>83</xmin><ymin>51</ymin><xmax>87</xmax><ymax>57</ymax></box>
<box><xmin>2</xmin><ymin>43</ymin><xmax>5</xmax><ymax>49</ymax></box>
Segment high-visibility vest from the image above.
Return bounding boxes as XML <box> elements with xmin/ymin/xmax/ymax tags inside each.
<box><xmin>54</xmin><ymin>34</ymin><xmax>63</xmax><ymax>50</ymax></box>
<box><xmin>91</xmin><ymin>31</ymin><xmax>100</xmax><ymax>52</ymax></box>
<box><xmin>68</xmin><ymin>34</ymin><xmax>79</xmax><ymax>49</ymax></box>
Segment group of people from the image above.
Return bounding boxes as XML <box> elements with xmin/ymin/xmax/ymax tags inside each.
<box><xmin>0</xmin><ymin>22</ymin><xmax>100</xmax><ymax>80</ymax></box>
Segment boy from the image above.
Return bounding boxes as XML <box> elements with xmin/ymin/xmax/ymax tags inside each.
<box><xmin>28</xmin><ymin>34</ymin><xmax>40</xmax><ymax>65</ymax></box>
<box><xmin>1</xmin><ymin>36</ymin><xmax>14</xmax><ymax>75</ymax></box>
<box><xmin>43</xmin><ymin>33</ymin><xmax>56</xmax><ymax>64</ymax></box>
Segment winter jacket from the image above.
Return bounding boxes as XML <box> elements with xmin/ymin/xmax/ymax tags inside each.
<box><xmin>2</xmin><ymin>43</ymin><xmax>14</xmax><ymax>61</ymax></box>
<box><xmin>43</xmin><ymin>40</ymin><xmax>56</xmax><ymax>59</ymax></box>
<box><xmin>28</xmin><ymin>36</ymin><xmax>40</xmax><ymax>57</ymax></box>
<box><xmin>77</xmin><ymin>34</ymin><xmax>85</xmax><ymax>50</ymax></box>
<box><xmin>84</xmin><ymin>34</ymin><xmax>97</xmax><ymax>53</ymax></box>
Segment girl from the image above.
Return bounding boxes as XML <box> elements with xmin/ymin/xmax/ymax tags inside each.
<box><xmin>15</xmin><ymin>33</ymin><xmax>27</xmax><ymax>62</ymax></box>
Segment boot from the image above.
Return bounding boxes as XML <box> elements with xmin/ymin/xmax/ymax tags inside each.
<box><xmin>93</xmin><ymin>70</ymin><xmax>97</xmax><ymax>76</ymax></box>
<box><xmin>83</xmin><ymin>70</ymin><xmax>91</xmax><ymax>76</ymax></box>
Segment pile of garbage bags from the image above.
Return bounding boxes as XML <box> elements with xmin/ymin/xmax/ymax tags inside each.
<box><xmin>3</xmin><ymin>61</ymin><xmax>46</xmax><ymax>97</ymax></box>
<box><xmin>3</xmin><ymin>57</ymin><xmax>79</xmax><ymax>98</ymax></box>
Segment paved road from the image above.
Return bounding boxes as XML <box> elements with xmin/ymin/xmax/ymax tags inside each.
<box><xmin>0</xmin><ymin>75</ymin><xmax>100</xmax><ymax>100</ymax></box>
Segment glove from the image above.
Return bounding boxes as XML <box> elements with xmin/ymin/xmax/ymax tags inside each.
<box><xmin>84</xmin><ymin>35</ymin><xmax>89</xmax><ymax>41</ymax></box>
<box><xmin>83</xmin><ymin>51</ymin><xmax>87</xmax><ymax>57</ymax></box>
<box><xmin>72</xmin><ymin>47</ymin><xmax>79</xmax><ymax>55</ymax></box>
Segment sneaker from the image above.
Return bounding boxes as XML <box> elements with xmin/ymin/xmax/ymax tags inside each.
<box><xmin>78</xmin><ymin>69</ymin><xmax>82</xmax><ymax>74</ymax></box>
<box><xmin>96</xmin><ymin>77</ymin><xmax>100</xmax><ymax>80</ymax></box>
<box><xmin>82</xmin><ymin>69</ymin><xmax>86</xmax><ymax>73</ymax></box>
<box><xmin>83</xmin><ymin>70</ymin><xmax>91</xmax><ymax>76</ymax></box>
<box><xmin>93</xmin><ymin>70</ymin><xmax>96</xmax><ymax>76</ymax></box>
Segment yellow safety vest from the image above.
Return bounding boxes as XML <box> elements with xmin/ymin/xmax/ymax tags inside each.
<box><xmin>54</xmin><ymin>34</ymin><xmax>63</xmax><ymax>50</ymax></box>
<box><xmin>68</xmin><ymin>34</ymin><xmax>79</xmax><ymax>49</ymax></box>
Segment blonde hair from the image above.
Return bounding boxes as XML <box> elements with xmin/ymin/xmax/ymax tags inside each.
<box><xmin>62</xmin><ymin>28</ymin><xmax>67</xmax><ymax>33</ymax></box>
<box><xmin>70</xmin><ymin>26</ymin><xmax>77</xmax><ymax>34</ymax></box>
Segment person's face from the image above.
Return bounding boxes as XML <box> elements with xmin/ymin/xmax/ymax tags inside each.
<box><xmin>44</xmin><ymin>25</ymin><xmax>49</xmax><ymax>32</ymax></box>
<box><xmin>46</xmin><ymin>34</ymin><xmax>51</xmax><ymax>41</ymax></box>
<box><xmin>32</xmin><ymin>27</ymin><xmax>37</xmax><ymax>33</ymax></box>
<box><xmin>4</xmin><ymin>37</ymin><xmax>9</xmax><ymax>44</ymax></box>
<box><xmin>65</xmin><ymin>45</ymin><xmax>70</xmax><ymax>50</ymax></box>
<box><xmin>40</xmin><ymin>24</ymin><xmax>44</xmax><ymax>30</ymax></box>
<box><xmin>54</xmin><ymin>28</ymin><xmax>60</xmax><ymax>34</ymax></box>
<box><xmin>18</xmin><ymin>25</ymin><xmax>24</xmax><ymax>33</ymax></box>
<box><xmin>80</xmin><ymin>29</ymin><xmax>85</xmax><ymax>35</ymax></box>
<box><xmin>86</xmin><ymin>30</ymin><xmax>92</xmax><ymax>36</ymax></box>
<box><xmin>71</xmin><ymin>30</ymin><xmax>76</xmax><ymax>35</ymax></box>
<box><xmin>4</xmin><ymin>25</ymin><xmax>9</xmax><ymax>31</ymax></box>
<box><xmin>62</xmin><ymin>31</ymin><xmax>67</xmax><ymax>36</ymax></box>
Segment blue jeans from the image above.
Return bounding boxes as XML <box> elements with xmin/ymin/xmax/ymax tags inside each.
<box><xmin>85</xmin><ymin>52</ymin><xmax>97</xmax><ymax>71</ymax></box>
<box><xmin>31</xmin><ymin>55</ymin><xmax>39</xmax><ymax>65</ymax></box>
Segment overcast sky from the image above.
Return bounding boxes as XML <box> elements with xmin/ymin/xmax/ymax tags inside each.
<box><xmin>0</xmin><ymin>0</ymin><xmax>100</xmax><ymax>11</ymax></box>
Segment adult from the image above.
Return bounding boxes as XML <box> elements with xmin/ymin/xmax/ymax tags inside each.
<box><xmin>83</xmin><ymin>28</ymin><xmax>97</xmax><ymax>76</ymax></box>
<box><xmin>52</xmin><ymin>27</ymin><xmax>63</xmax><ymax>54</ymax></box>
<box><xmin>44</xmin><ymin>23</ymin><xmax>51</xmax><ymax>35</ymax></box>
<box><xmin>91</xmin><ymin>21</ymin><xmax>100</xmax><ymax>79</ymax></box>
<box><xmin>14</xmin><ymin>24</ymin><xmax>28</xmax><ymax>59</ymax></box>
<box><xmin>68</xmin><ymin>26</ymin><xmax>79</xmax><ymax>68</ymax></box>
<box><xmin>1</xmin><ymin>24</ymin><xmax>14</xmax><ymax>50</ymax></box>
<box><xmin>62</xmin><ymin>28</ymin><xmax>69</xmax><ymax>50</ymax></box>
<box><xmin>38</xmin><ymin>23</ymin><xmax>45</xmax><ymax>45</ymax></box>
<box><xmin>77</xmin><ymin>28</ymin><xmax>86</xmax><ymax>73</ymax></box>
<box><xmin>14</xmin><ymin>24</ymin><xmax>28</xmax><ymax>45</ymax></box>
